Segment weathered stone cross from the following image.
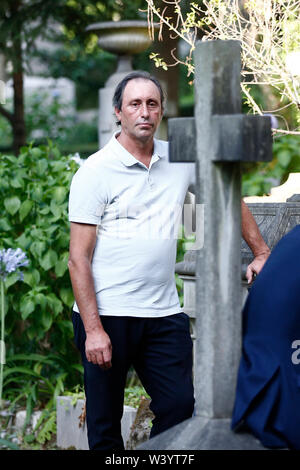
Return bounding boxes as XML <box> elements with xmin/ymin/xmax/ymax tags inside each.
<box><xmin>142</xmin><ymin>40</ymin><xmax>273</xmax><ymax>449</ymax></box>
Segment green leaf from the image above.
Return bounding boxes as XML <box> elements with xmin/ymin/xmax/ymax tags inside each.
<box><xmin>16</xmin><ymin>232</ymin><xmax>30</xmax><ymax>250</ymax></box>
<box><xmin>57</xmin><ymin>319</ymin><xmax>73</xmax><ymax>336</ymax></box>
<box><xmin>43</xmin><ymin>224</ymin><xmax>59</xmax><ymax>236</ymax></box>
<box><xmin>3</xmin><ymin>367</ymin><xmax>55</xmax><ymax>394</ymax></box>
<box><xmin>10</xmin><ymin>177</ymin><xmax>24</xmax><ymax>189</ymax></box>
<box><xmin>7</xmin><ymin>353</ymin><xmax>55</xmax><ymax>363</ymax></box>
<box><xmin>23</xmin><ymin>269</ymin><xmax>40</xmax><ymax>287</ymax></box>
<box><xmin>31</xmin><ymin>147</ymin><xmax>43</xmax><ymax>158</ymax></box>
<box><xmin>0</xmin><ymin>438</ymin><xmax>20</xmax><ymax>450</ymax></box>
<box><xmin>4</xmin><ymin>196</ymin><xmax>21</xmax><ymax>215</ymax></box>
<box><xmin>4</xmin><ymin>155</ymin><xmax>18</xmax><ymax>164</ymax></box>
<box><xmin>20</xmin><ymin>298</ymin><xmax>35</xmax><ymax>320</ymax></box>
<box><xmin>52</xmin><ymin>186</ymin><xmax>67</xmax><ymax>204</ymax></box>
<box><xmin>47</xmin><ymin>294</ymin><xmax>63</xmax><ymax>316</ymax></box>
<box><xmin>31</xmin><ymin>185</ymin><xmax>44</xmax><ymax>202</ymax></box>
<box><xmin>36</xmin><ymin>412</ymin><xmax>56</xmax><ymax>444</ymax></box>
<box><xmin>59</xmin><ymin>287</ymin><xmax>74</xmax><ymax>308</ymax></box>
<box><xmin>35</xmin><ymin>159</ymin><xmax>48</xmax><ymax>175</ymax></box>
<box><xmin>5</xmin><ymin>272</ymin><xmax>19</xmax><ymax>289</ymax></box>
<box><xmin>27</xmin><ymin>326</ymin><xmax>37</xmax><ymax>341</ymax></box>
<box><xmin>41</xmin><ymin>310</ymin><xmax>53</xmax><ymax>331</ymax></box>
<box><xmin>30</xmin><ymin>241</ymin><xmax>46</xmax><ymax>259</ymax></box>
<box><xmin>0</xmin><ymin>218</ymin><xmax>12</xmax><ymax>231</ymax></box>
<box><xmin>72</xmin><ymin>364</ymin><xmax>84</xmax><ymax>374</ymax></box>
<box><xmin>19</xmin><ymin>200</ymin><xmax>34</xmax><ymax>221</ymax></box>
<box><xmin>39</xmin><ymin>207</ymin><xmax>50</xmax><ymax>215</ymax></box>
<box><xmin>51</xmin><ymin>148</ymin><xmax>61</xmax><ymax>160</ymax></box>
<box><xmin>277</xmin><ymin>150</ymin><xmax>291</xmax><ymax>168</ymax></box>
<box><xmin>35</xmin><ymin>293</ymin><xmax>47</xmax><ymax>309</ymax></box>
<box><xmin>50</xmin><ymin>200</ymin><xmax>61</xmax><ymax>218</ymax></box>
<box><xmin>55</xmin><ymin>258</ymin><xmax>68</xmax><ymax>277</ymax></box>
<box><xmin>40</xmin><ymin>250</ymin><xmax>58</xmax><ymax>271</ymax></box>
<box><xmin>51</xmin><ymin>161</ymin><xmax>65</xmax><ymax>172</ymax></box>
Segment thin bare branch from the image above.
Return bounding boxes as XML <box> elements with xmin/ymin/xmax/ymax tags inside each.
<box><xmin>146</xmin><ymin>0</ymin><xmax>300</xmax><ymax>134</ymax></box>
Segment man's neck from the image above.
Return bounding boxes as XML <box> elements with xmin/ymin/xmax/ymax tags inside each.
<box><xmin>116</xmin><ymin>132</ymin><xmax>154</xmax><ymax>168</ymax></box>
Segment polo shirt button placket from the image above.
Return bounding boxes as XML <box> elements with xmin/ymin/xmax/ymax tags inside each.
<box><xmin>147</xmin><ymin>173</ymin><xmax>154</xmax><ymax>190</ymax></box>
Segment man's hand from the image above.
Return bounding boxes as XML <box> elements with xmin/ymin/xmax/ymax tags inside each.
<box><xmin>246</xmin><ymin>250</ymin><xmax>270</xmax><ymax>284</ymax></box>
<box><xmin>85</xmin><ymin>330</ymin><xmax>112</xmax><ymax>370</ymax></box>
<box><xmin>241</xmin><ymin>200</ymin><xmax>271</xmax><ymax>284</ymax></box>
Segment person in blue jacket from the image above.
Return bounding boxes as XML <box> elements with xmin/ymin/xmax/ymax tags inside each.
<box><xmin>232</xmin><ymin>224</ymin><xmax>300</xmax><ymax>450</ymax></box>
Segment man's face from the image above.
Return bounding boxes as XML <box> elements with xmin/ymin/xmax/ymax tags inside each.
<box><xmin>115</xmin><ymin>78</ymin><xmax>163</xmax><ymax>143</ymax></box>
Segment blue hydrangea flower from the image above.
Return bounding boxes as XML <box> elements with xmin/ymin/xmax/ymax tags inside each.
<box><xmin>0</xmin><ymin>248</ymin><xmax>29</xmax><ymax>281</ymax></box>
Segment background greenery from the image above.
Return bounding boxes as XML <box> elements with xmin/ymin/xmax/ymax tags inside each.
<box><xmin>0</xmin><ymin>144</ymin><xmax>81</xmax><ymax>442</ymax></box>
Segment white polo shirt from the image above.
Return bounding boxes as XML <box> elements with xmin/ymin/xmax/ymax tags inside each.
<box><xmin>69</xmin><ymin>133</ymin><xmax>195</xmax><ymax>317</ymax></box>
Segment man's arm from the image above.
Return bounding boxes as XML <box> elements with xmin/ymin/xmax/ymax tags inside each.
<box><xmin>241</xmin><ymin>199</ymin><xmax>270</xmax><ymax>283</ymax></box>
<box><xmin>68</xmin><ymin>222</ymin><xmax>112</xmax><ymax>369</ymax></box>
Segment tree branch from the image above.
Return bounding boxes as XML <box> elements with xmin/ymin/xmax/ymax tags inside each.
<box><xmin>0</xmin><ymin>104</ymin><xmax>13</xmax><ymax>124</ymax></box>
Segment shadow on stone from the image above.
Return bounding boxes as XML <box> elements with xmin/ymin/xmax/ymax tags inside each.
<box><xmin>138</xmin><ymin>417</ymin><xmax>268</xmax><ymax>450</ymax></box>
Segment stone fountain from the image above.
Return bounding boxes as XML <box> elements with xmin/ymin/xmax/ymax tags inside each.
<box><xmin>86</xmin><ymin>21</ymin><xmax>158</xmax><ymax>147</ymax></box>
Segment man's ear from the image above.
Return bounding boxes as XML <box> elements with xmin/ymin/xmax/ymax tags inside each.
<box><xmin>114</xmin><ymin>107</ymin><xmax>121</xmax><ymax>122</ymax></box>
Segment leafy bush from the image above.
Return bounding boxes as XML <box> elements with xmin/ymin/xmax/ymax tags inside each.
<box><xmin>242</xmin><ymin>134</ymin><xmax>300</xmax><ymax>196</ymax></box>
<box><xmin>64</xmin><ymin>384</ymin><xmax>149</xmax><ymax>409</ymax></box>
<box><xmin>0</xmin><ymin>143</ymin><xmax>82</xmax><ymax>401</ymax></box>
<box><xmin>124</xmin><ymin>386</ymin><xmax>150</xmax><ymax>409</ymax></box>
<box><xmin>0</xmin><ymin>95</ymin><xmax>98</xmax><ymax>157</ymax></box>
<box><xmin>25</xmin><ymin>92</ymin><xmax>75</xmax><ymax>143</ymax></box>
<box><xmin>0</xmin><ymin>115</ymin><xmax>13</xmax><ymax>149</ymax></box>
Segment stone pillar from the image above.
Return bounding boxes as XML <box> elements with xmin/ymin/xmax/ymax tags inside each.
<box><xmin>98</xmin><ymin>56</ymin><xmax>133</xmax><ymax>148</ymax></box>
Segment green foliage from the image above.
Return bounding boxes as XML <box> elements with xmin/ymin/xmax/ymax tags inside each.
<box><xmin>25</xmin><ymin>93</ymin><xmax>75</xmax><ymax>142</ymax></box>
<box><xmin>0</xmin><ymin>95</ymin><xmax>98</xmax><ymax>157</ymax></box>
<box><xmin>175</xmin><ymin>226</ymin><xmax>196</xmax><ymax>306</ymax></box>
<box><xmin>0</xmin><ymin>115</ymin><xmax>12</xmax><ymax>150</ymax></box>
<box><xmin>0</xmin><ymin>0</ymin><xmax>146</xmax><ymax>63</ymax></box>
<box><xmin>34</xmin><ymin>409</ymin><xmax>56</xmax><ymax>445</ymax></box>
<box><xmin>63</xmin><ymin>383</ymin><xmax>149</xmax><ymax>409</ymax></box>
<box><xmin>0</xmin><ymin>437</ymin><xmax>19</xmax><ymax>450</ymax></box>
<box><xmin>36</xmin><ymin>41</ymin><xmax>117</xmax><ymax>111</ymax></box>
<box><xmin>0</xmin><ymin>143</ymin><xmax>82</xmax><ymax>407</ymax></box>
<box><xmin>242</xmin><ymin>135</ymin><xmax>300</xmax><ymax>196</ymax></box>
<box><xmin>63</xmin><ymin>384</ymin><xmax>85</xmax><ymax>406</ymax></box>
<box><xmin>124</xmin><ymin>386</ymin><xmax>150</xmax><ymax>409</ymax></box>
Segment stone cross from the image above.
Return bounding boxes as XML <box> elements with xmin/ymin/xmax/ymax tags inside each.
<box><xmin>168</xmin><ymin>40</ymin><xmax>272</xmax><ymax>421</ymax></box>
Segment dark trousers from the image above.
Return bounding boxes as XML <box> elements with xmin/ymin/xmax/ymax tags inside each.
<box><xmin>72</xmin><ymin>311</ymin><xmax>195</xmax><ymax>450</ymax></box>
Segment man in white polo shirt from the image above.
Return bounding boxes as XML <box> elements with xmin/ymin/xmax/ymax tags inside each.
<box><xmin>68</xmin><ymin>71</ymin><xmax>270</xmax><ymax>450</ymax></box>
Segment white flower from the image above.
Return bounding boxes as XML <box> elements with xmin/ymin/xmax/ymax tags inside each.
<box><xmin>70</xmin><ymin>152</ymin><xmax>84</xmax><ymax>167</ymax></box>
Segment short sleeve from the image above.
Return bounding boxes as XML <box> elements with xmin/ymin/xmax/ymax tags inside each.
<box><xmin>68</xmin><ymin>165</ymin><xmax>108</xmax><ymax>225</ymax></box>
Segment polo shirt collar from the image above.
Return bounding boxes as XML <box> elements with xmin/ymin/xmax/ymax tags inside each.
<box><xmin>110</xmin><ymin>132</ymin><xmax>167</xmax><ymax>167</ymax></box>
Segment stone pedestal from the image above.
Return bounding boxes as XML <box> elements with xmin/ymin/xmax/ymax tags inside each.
<box><xmin>98</xmin><ymin>56</ymin><xmax>133</xmax><ymax>147</ymax></box>
<box><xmin>56</xmin><ymin>396</ymin><xmax>137</xmax><ymax>450</ymax></box>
